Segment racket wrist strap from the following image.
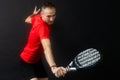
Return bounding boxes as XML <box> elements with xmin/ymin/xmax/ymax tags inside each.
<box><xmin>50</xmin><ymin>64</ymin><xmax>57</xmax><ymax>68</ymax></box>
<box><xmin>50</xmin><ymin>64</ymin><xmax>57</xmax><ymax>69</ymax></box>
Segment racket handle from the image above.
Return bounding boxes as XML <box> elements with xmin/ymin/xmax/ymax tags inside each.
<box><xmin>66</xmin><ymin>67</ymin><xmax>77</xmax><ymax>72</ymax></box>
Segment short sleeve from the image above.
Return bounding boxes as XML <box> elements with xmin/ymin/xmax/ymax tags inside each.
<box><xmin>31</xmin><ymin>16</ymin><xmax>36</xmax><ymax>24</ymax></box>
<box><xmin>31</xmin><ymin>15</ymin><xmax>40</xmax><ymax>25</ymax></box>
<box><xmin>39</xmin><ymin>23</ymin><xmax>51</xmax><ymax>40</ymax></box>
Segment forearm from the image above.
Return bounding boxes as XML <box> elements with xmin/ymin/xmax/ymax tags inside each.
<box><xmin>25</xmin><ymin>6</ymin><xmax>40</xmax><ymax>24</ymax></box>
<box><xmin>44</xmin><ymin>48</ymin><xmax>67</xmax><ymax>78</ymax></box>
<box><xmin>41</xmin><ymin>39</ymin><xmax>56</xmax><ymax>67</ymax></box>
<box><xmin>44</xmin><ymin>47</ymin><xmax>56</xmax><ymax>67</ymax></box>
<box><xmin>25</xmin><ymin>14</ymin><xmax>35</xmax><ymax>23</ymax></box>
<box><xmin>41</xmin><ymin>39</ymin><xmax>67</xmax><ymax>78</ymax></box>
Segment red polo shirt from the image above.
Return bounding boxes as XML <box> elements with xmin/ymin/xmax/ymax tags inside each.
<box><xmin>20</xmin><ymin>14</ymin><xmax>51</xmax><ymax>64</ymax></box>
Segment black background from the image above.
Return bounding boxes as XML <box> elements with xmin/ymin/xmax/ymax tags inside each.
<box><xmin>0</xmin><ymin>0</ymin><xmax>114</xmax><ymax>80</ymax></box>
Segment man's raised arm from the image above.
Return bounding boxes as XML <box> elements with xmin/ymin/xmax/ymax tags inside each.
<box><xmin>25</xmin><ymin>6</ymin><xmax>40</xmax><ymax>24</ymax></box>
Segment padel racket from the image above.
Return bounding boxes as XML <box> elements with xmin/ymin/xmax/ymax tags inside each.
<box><xmin>66</xmin><ymin>48</ymin><xmax>101</xmax><ymax>72</ymax></box>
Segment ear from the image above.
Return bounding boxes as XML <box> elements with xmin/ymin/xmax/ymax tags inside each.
<box><xmin>40</xmin><ymin>11</ymin><xmax>43</xmax><ymax>16</ymax></box>
<box><xmin>40</xmin><ymin>9</ymin><xmax>44</xmax><ymax>14</ymax></box>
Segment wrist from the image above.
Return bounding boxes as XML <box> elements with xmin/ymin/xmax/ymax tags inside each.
<box><xmin>50</xmin><ymin>65</ymin><xmax>57</xmax><ymax>69</ymax></box>
<box><xmin>30</xmin><ymin>14</ymin><xmax>36</xmax><ymax>17</ymax></box>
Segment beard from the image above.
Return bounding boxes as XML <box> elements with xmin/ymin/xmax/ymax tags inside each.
<box><xmin>47</xmin><ymin>21</ymin><xmax>54</xmax><ymax>25</ymax></box>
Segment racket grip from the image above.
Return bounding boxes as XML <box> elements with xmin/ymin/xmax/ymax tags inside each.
<box><xmin>66</xmin><ymin>67</ymin><xmax>77</xmax><ymax>72</ymax></box>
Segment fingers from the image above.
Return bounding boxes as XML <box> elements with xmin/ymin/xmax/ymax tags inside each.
<box><xmin>56</xmin><ymin>68</ymin><xmax>63</xmax><ymax>78</ymax></box>
<box><xmin>60</xmin><ymin>67</ymin><xmax>67</xmax><ymax>73</ymax></box>
<box><xmin>33</xmin><ymin>6</ymin><xmax>40</xmax><ymax>15</ymax></box>
<box><xmin>34</xmin><ymin>6</ymin><xmax>37</xmax><ymax>12</ymax></box>
<box><xmin>52</xmin><ymin>67</ymin><xmax>67</xmax><ymax>78</ymax></box>
<box><xmin>36</xmin><ymin>9</ymin><xmax>40</xmax><ymax>13</ymax></box>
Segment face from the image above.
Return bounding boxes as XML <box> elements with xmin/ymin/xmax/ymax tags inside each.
<box><xmin>41</xmin><ymin>7</ymin><xmax>56</xmax><ymax>25</ymax></box>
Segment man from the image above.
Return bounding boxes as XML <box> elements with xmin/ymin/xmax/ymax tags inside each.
<box><xmin>20</xmin><ymin>2</ymin><xmax>67</xmax><ymax>80</ymax></box>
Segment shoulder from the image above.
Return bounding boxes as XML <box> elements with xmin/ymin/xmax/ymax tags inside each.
<box><xmin>32</xmin><ymin>14</ymin><xmax>40</xmax><ymax>20</ymax></box>
<box><xmin>31</xmin><ymin>14</ymin><xmax>41</xmax><ymax>24</ymax></box>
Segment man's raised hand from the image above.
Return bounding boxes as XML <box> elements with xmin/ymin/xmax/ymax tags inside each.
<box><xmin>33</xmin><ymin>6</ymin><xmax>40</xmax><ymax>15</ymax></box>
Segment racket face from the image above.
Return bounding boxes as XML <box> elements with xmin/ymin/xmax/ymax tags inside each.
<box><xmin>74</xmin><ymin>48</ymin><xmax>101</xmax><ymax>69</ymax></box>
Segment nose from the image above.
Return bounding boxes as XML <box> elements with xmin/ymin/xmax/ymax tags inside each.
<box><xmin>50</xmin><ymin>17</ymin><xmax>54</xmax><ymax>21</ymax></box>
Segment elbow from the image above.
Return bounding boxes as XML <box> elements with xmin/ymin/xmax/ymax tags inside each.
<box><xmin>25</xmin><ymin>19</ymin><xmax>27</xmax><ymax>23</ymax></box>
<box><xmin>25</xmin><ymin>19</ymin><xmax>29</xmax><ymax>23</ymax></box>
<box><xmin>25</xmin><ymin>18</ymin><xmax>31</xmax><ymax>23</ymax></box>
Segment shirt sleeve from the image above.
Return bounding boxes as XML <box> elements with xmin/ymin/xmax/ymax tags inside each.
<box><xmin>39</xmin><ymin>23</ymin><xmax>50</xmax><ymax>40</ymax></box>
<box><xmin>31</xmin><ymin>15</ymin><xmax>40</xmax><ymax>25</ymax></box>
<box><xmin>31</xmin><ymin>16</ymin><xmax>36</xmax><ymax>24</ymax></box>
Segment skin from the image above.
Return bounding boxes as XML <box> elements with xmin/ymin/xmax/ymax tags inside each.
<box><xmin>25</xmin><ymin>6</ymin><xmax>67</xmax><ymax>80</ymax></box>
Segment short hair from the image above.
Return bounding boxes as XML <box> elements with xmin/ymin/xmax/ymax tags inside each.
<box><xmin>41</xmin><ymin>2</ymin><xmax>56</xmax><ymax>10</ymax></box>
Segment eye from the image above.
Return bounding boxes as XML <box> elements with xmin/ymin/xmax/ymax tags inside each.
<box><xmin>47</xmin><ymin>14</ymin><xmax>56</xmax><ymax>18</ymax></box>
<box><xmin>53</xmin><ymin>14</ymin><xmax>56</xmax><ymax>17</ymax></box>
<box><xmin>47</xmin><ymin>15</ymin><xmax>51</xmax><ymax>18</ymax></box>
